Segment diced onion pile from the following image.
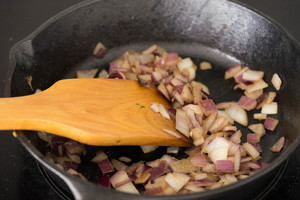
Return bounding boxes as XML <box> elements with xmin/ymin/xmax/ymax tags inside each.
<box><xmin>37</xmin><ymin>44</ymin><xmax>286</xmax><ymax>195</ymax></box>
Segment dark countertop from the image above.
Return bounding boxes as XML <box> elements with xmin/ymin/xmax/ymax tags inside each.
<box><xmin>0</xmin><ymin>0</ymin><xmax>299</xmax><ymax>199</ymax></box>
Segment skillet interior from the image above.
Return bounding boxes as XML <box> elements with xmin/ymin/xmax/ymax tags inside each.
<box><xmin>7</xmin><ymin>0</ymin><xmax>300</xmax><ymax>199</ymax></box>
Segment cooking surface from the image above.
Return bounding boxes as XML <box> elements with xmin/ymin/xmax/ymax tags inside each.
<box><xmin>0</xmin><ymin>0</ymin><xmax>300</xmax><ymax>199</ymax></box>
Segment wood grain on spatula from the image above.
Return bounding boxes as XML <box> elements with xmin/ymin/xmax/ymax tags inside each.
<box><xmin>0</xmin><ymin>79</ymin><xmax>191</xmax><ymax>147</ymax></box>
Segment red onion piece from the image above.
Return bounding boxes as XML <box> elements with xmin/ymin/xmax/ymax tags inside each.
<box><xmin>50</xmin><ymin>137</ymin><xmax>69</xmax><ymax>156</ymax></box>
<box><xmin>200</xmin><ymin>99</ymin><xmax>217</xmax><ymax>116</ymax></box>
<box><xmin>98</xmin><ymin>175</ymin><xmax>110</xmax><ymax>188</ymax></box>
<box><xmin>65</xmin><ymin>141</ymin><xmax>85</xmax><ymax>155</ymax></box>
<box><xmin>64</xmin><ymin>161</ymin><xmax>78</xmax><ymax>171</ymax></box>
<box><xmin>110</xmin><ymin>170</ymin><xmax>131</xmax><ymax>188</ymax></box>
<box><xmin>216</xmin><ymin>160</ymin><xmax>234</xmax><ymax>173</ymax></box>
<box><xmin>190</xmin><ymin>153</ymin><xmax>207</xmax><ymax>167</ymax></box>
<box><xmin>264</xmin><ymin>117</ymin><xmax>279</xmax><ymax>131</ymax></box>
<box><xmin>98</xmin><ymin>159</ymin><xmax>114</xmax><ymax>173</ymax></box>
<box><xmin>149</xmin><ymin>161</ymin><xmax>168</xmax><ymax>181</ymax></box>
<box><xmin>165</xmin><ymin>52</ymin><xmax>178</xmax><ymax>66</ymax></box>
<box><xmin>109</xmin><ymin>62</ymin><xmax>120</xmax><ymax>75</ymax></box>
<box><xmin>225</xmin><ymin>64</ymin><xmax>242</xmax><ymax>79</ymax></box>
<box><xmin>238</xmin><ymin>95</ymin><xmax>257</xmax><ymax>111</ymax></box>
<box><xmin>93</xmin><ymin>42</ymin><xmax>107</xmax><ymax>59</ymax></box>
<box><xmin>137</xmin><ymin>74</ymin><xmax>152</xmax><ymax>87</ymax></box>
<box><xmin>247</xmin><ymin>133</ymin><xmax>260</xmax><ymax>144</ymax></box>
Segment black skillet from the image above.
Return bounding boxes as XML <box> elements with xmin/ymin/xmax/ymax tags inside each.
<box><xmin>5</xmin><ymin>0</ymin><xmax>300</xmax><ymax>199</ymax></box>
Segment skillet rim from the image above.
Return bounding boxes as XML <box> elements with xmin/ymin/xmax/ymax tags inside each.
<box><xmin>5</xmin><ymin>0</ymin><xmax>300</xmax><ymax>199</ymax></box>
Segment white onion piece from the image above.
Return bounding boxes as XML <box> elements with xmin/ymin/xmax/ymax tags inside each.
<box><xmin>245</xmin><ymin>80</ymin><xmax>268</xmax><ymax>93</ymax></box>
<box><xmin>230</xmin><ymin>130</ymin><xmax>242</xmax><ymax>145</ymax></box>
<box><xmin>167</xmin><ymin>146</ymin><xmax>180</xmax><ymax>154</ymax></box>
<box><xmin>91</xmin><ymin>150</ymin><xmax>108</xmax><ymax>163</ymax></box>
<box><xmin>206</xmin><ymin>137</ymin><xmax>229</xmax><ymax>163</ymax></box>
<box><xmin>261</xmin><ymin>102</ymin><xmax>278</xmax><ymax>114</ymax></box>
<box><xmin>242</xmin><ymin>143</ymin><xmax>260</xmax><ymax>160</ymax></box>
<box><xmin>190</xmin><ymin>127</ymin><xmax>205</xmax><ymax>146</ymax></box>
<box><xmin>271</xmin><ymin>73</ymin><xmax>282</xmax><ymax>90</ymax></box>
<box><xmin>169</xmin><ymin>159</ymin><xmax>199</xmax><ymax>173</ymax></box>
<box><xmin>76</xmin><ymin>68</ymin><xmax>98</xmax><ymax>78</ymax></box>
<box><xmin>98</xmin><ymin>69</ymin><xmax>109</xmax><ymax>78</ymax></box>
<box><xmin>164</xmin><ymin>172</ymin><xmax>190</xmax><ymax>192</ymax></box>
<box><xmin>266</xmin><ymin>92</ymin><xmax>277</xmax><ymax>104</ymax></box>
<box><xmin>253</xmin><ymin>113</ymin><xmax>267</xmax><ymax>120</ymax></box>
<box><xmin>140</xmin><ymin>145</ymin><xmax>158</xmax><ymax>153</ymax></box>
<box><xmin>270</xmin><ymin>137</ymin><xmax>285</xmax><ymax>152</ymax></box>
<box><xmin>177</xmin><ymin>58</ymin><xmax>196</xmax><ymax>81</ymax></box>
<box><xmin>226</xmin><ymin>105</ymin><xmax>248</xmax><ymax>126</ymax></box>
<box><xmin>119</xmin><ymin>156</ymin><xmax>131</xmax><ymax>162</ymax></box>
<box><xmin>111</xmin><ymin>159</ymin><xmax>128</xmax><ymax>171</ymax></box>
<box><xmin>242</xmin><ymin>70</ymin><xmax>264</xmax><ymax>81</ymax></box>
<box><xmin>162</xmin><ymin>129</ymin><xmax>181</xmax><ymax>138</ymax></box>
<box><xmin>175</xmin><ymin>109</ymin><xmax>192</xmax><ymax>137</ymax></box>
<box><xmin>248</xmin><ymin>124</ymin><xmax>266</xmax><ymax>137</ymax></box>
<box><xmin>158</xmin><ymin>103</ymin><xmax>171</xmax><ymax>120</ymax></box>
<box><xmin>37</xmin><ymin>131</ymin><xmax>50</xmax><ymax>142</ymax></box>
<box><xmin>218</xmin><ymin>110</ymin><xmax>234</xmax><ymax>125</ymax></box>
<box><xmin>244</xmin><ymin>89</ymin><xmax>263</xmax><ymax>99</ymax></box>
<box><xmin>199</xmin><ymin>61</ymin><xmax>212</xmax><ymax>70</ymax></box>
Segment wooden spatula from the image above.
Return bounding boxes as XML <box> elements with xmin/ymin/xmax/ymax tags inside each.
<box><xmin>0</xmin><ymin>79</ymin><xmax>191</xmax><ymax>147</ymax></box>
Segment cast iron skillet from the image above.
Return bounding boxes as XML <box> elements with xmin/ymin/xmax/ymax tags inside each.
<box><xmin>5</xmin><ymin>0</ymin><xmax>300</xmax><ymax>199</ymax></box>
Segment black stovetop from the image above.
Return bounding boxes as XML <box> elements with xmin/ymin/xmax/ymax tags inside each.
<box><xmin>0</xmin><ymin>0</ymin><xmax>300</xmax><ymax>199</ymax></box>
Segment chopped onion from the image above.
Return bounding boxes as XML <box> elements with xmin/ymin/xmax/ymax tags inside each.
<box><xmin>216</xmin><ymin>160</ymin><xmax>234</xmax><ymax>173</ymax></box>
<box><xmin>242</xmin><ymin>70</ymin><xmax>264</xmax><ymax>81</ymax></box>
<box><xmin>242</xmin><ymin>142</ymin><xmax>260</xmax><ymax>160</ymax></box>
<box><xmin>97</xmin><ymin>175</ymin><xmax>110</xmax><ymax>188</ymax></box>
<box><xmin>93</xmin><ymin>42</ymin><xmax>107</xmax><ymax>58</ymax></box>
<box><xmin>200</xmin><ymin>99</ymin><xmax>217</xmax><ymax>116</ymax></box>
<box><xmin>225</xmin><ymin>64</ymin><xmax>242</xmax><ymax>80</ymax></box>
<box><xmin>238</xmin><ymin>95</ymin><xmax>257</xmax><ymax>111</ymax></box>
<box><xmin>261</xmin><ymin>102</ymin><xmax>278</xmax><ymax>114</ymax></box>
<box><xmin>119</xmin><ymin>156</ymin><xmax>131</xmax><ymax>163</ymax></box>
<box><xmin>245</xmin><ymin>80</ymin><xmax>268</xmax><ymax>93</ymax></box>
<box><xmin>98</xmin><ymin>159</ymin><xmax>114</xmax><ymax>173</ymax></box>
<box><xmin>248</xmin><ymin>123</ymin><xmax>266</xmax><ymax>137</ymax></box>
<box><xmin>271</xmin><ymin>73</ymin><xmax>282</xmax><ymax>90</ymax></box>
<box><xmin>266</xmin><ymin>92</ymin><xmax>277</xmax><ymax>104</ymax></box>
<box><xmin>170</xmin><ymin>159</ymin><xmax>199</xmax><ymax>173</ymax></box>
<box><xmin>247</xmin><ymin>133</ymin><xmax>260</xmax><ymax>144</ymax></box>
<box><xmin>199</xmin><ymin>61</ymin><xmax>212</xmax><ymax>70</ymax></box>
<box><xmin>253</xmin><ymin>113</ymin><xmax>267</xmax><ymax>120</ymax></box>
<box><xmin>98</xmin><ymin>69</ymin><xmax>109</xmax><ymax>78</ymax></box>
<box><xmin>140</xmin><ymin>145</ymin><xmax>158</xmax><ymax>153</ymax></box>
<box><xmin>270</xmin><ymin>137</ymin><xmax>285</xmax><ymax>152</ymax></box>
<box><xmin>226</xmin><ymin>105</ymin><xmax>248</xmax><ymax>126</ymax></box>
<box><xmin>76</xmin><ymin>68</ymin><xmax>98</xmax><ymax>78</ymax></box>
<box><xmin>162</xmin><ymin>129</ymin><xmax>181</xmax><ymax>138</ymax></box>
<box><xmin>264</xmin><ymin>117</ymin><xmax>279</xmax><ymax>131</ymax></box>
<box><xmin>165</xmin><ymin>172</ymin><xmax>190</xmax><ymax>192</ymax></box>
<box><xmin>91</xmin><ymin>150</ymin><xmax>108</xmax><ymax>163</ymax></box>
<box><xmin>110</xmin><ymin>171</ymin><xmax>139</xmax><ymax>194</ymax></box>
<box><xmin>175</xmin><ymin>109</ymin><xmax>192</xmax><ymax>137</ymax></box>
<box><xmin>111</xmin><ymin>159</ymin><xmax>128</xmax><ymax>171</ymax></box>
<box><xmin>167</xmin><ymin>146</ymin><xmax>180</xmax><ymax>154</ymax></box>
<box><xmin>190</xmin><ymin>153</ymin><xmax>207</xmax><ymax>167</ymax></box>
